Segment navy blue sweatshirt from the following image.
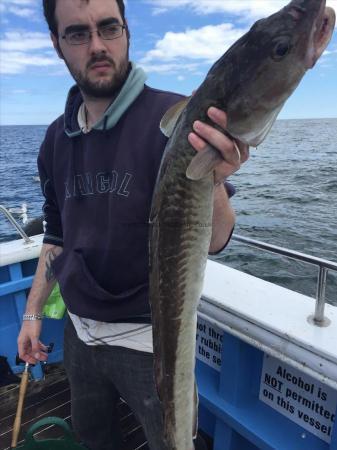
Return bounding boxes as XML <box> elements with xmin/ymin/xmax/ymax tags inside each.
<box><xmin>38</xmin><ymin>84</ymin><xmax>185</xmax><ymax>323</ymax></box>
<box><xmin>38</xmin><ymin>83</ymin><xmax>235</xmax><ymax>323</ymax></box>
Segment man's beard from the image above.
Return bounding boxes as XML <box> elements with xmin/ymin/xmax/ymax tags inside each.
<box><xmin>66</xmin><ymin>53</ymin><xmax>130</xmax><ymax>98</ymax></box>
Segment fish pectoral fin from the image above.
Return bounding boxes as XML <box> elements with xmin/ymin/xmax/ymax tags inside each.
<box><xmin>186</xmin><ymin>144</ymin><xmax>223</xmax><ymax>180</ymax></box>
<box><xmin>160</xmin><ymin>97</ymin><xmax>191</xmax><ymax>137</ymax></box>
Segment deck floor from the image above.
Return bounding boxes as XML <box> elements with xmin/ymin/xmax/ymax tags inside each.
<box><xmin>0</xmin><ymin>364</ymin><xmax>212</xmax><ymax>450</ymax></box>
<box><xmin>0</xmin><ymin>363</ymin><xmax>149</xmax><ymax>450</ymax></box>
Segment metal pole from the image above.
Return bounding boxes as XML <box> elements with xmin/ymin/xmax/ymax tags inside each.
<box><xmin>313</xmin><ymin>266</ymin><xmax>329</xmax><ymax>325</ymax></box>
<box><xmin>0</xmin><ymin>205</ymin><xmax>33</xmax><ymax>244</ymax></box>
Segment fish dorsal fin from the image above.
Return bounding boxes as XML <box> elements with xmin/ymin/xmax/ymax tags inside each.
<box><xmin>186</xmin><ymin>144</ymin><xmax>223</xmax><ymax>180</ymax></box>
<box><xmin>160</xmin><ymin>97</ymin><xmax>191</xmax><ymax>137</ymax></box>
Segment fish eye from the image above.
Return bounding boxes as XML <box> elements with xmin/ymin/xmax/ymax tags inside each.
<box><xmin>271</xmin><ymin>40</ymin><xmax>291</xmax><ymax>61</ymax></box>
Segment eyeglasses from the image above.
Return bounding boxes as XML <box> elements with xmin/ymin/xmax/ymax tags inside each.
<box><xmin>61</xmin><ymin>23</ymin><xmax>126</xmax><ymax>46</ymax></box>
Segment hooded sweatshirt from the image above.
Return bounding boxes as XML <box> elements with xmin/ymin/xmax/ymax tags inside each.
<box><xmin>38</xmin><ymin>64</ymin><xmax>235</xmax><ymax>324</ymax></box>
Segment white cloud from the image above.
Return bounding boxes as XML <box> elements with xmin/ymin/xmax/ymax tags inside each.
<box><xmin>139</xmin><ymin>23</ymin><xmax>246</xmax><ymax>74</ymax></box>
<box><xmin>0</xmin><ymin>31</ymin><xmax>61</xmax><ymax>74</ymax></box>
<box><xmin>7</xmin><ymin>6</ymin><xmax>35</xmax><ymax>18</ymax></box>
<box><xmin>0</xmin><ymin>0</ymin><xmax>37</xmax><ymax>19</ymax></box>
<box><xmin>11</xmin><ymin>89</ymin><xmax>28</xmax><ymax>94</ymax></box>
<box><xmin>1</xmin><ymin>31</ymin><xmax>52</xmax><ymax>51</ymax></box>
<box><xmin>323</xmin><ymin>47</ymin><xmax>337</xmax><ymax>55</ymax></box>
<box><xmin>146</xmin><ymin>0</ymin><xmax>288</xmax><ymax>19</ymax></box>
<box><xmin>146</xmin><ymin>0</ymin><xmax>337</xmax><ymax>26</ymax></box>
<box><xmin>0</xmin><ymin>0</ymin><xmax>36</xmax><ymax>6</ymax></box>
<box><xmin>1</xmin><ymin>51</ymin><xmax>60</xmax><ymax>74</ymax></box>
<box><xmin>152</xmin><ymin>7</ymin><xmax>169</xmax><ymax>16</ymax></box>
<box><xmin>1</xmin><ymin>0</ymin><xmax>35</xmax><ymax>3</ymax></box>
<box><xmin>140</xmin><ymin>61</ymin><xmax>202</xmax><ymax>74</ymax></box>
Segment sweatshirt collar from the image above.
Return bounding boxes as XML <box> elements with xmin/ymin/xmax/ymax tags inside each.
<box><xmin>65</xmin><ymin>62</ymin><xmax>147</xmax><ymax>138</ymax></box>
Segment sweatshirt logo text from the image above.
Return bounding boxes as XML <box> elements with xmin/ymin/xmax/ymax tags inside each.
<box><xmin>64</xmin><ymin>171</ymin><xmax>132</xmax><ymax>199</ymax></box>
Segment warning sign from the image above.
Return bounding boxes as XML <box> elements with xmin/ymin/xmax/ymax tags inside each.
<box><xmin>259</xmin><ymin>354</ymin><xmax>337</xmax><ymax>443</ymax></box>
<box><xmin>195</xmin><ymin>317</ymin><xmax>223</xmax><ymax>371</ymax></box>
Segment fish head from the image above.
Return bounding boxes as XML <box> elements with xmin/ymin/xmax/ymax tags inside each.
<box><xmin>220</xmin><ymin>0</ymin><xmax>336</xmax><ymax>147</ymax></box>
<box><xmin>280</xmin><ymin>0</ymin><xmax>335</xmax><ymax>69</ymax></box>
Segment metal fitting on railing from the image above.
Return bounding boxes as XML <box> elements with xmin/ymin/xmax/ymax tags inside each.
<box><xmin>308</xmin><ymin>266</ymin><xmax>331</xmax><ymax>327</ymax></box>
<box><xmin>231</xmin><ymin>234</ymin><xmax>337</xmax><ymax>327</ymax></box>
<box><xmin>0</xmin><ymin>205</ymin><xmax>33</xmax><ymax>244</ymax></box>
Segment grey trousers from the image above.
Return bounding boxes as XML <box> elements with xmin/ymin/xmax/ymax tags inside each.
<box><xmin>63</xmin><ymin>318</ymin><xmax>168</xmax><ymax>450</ymax></box>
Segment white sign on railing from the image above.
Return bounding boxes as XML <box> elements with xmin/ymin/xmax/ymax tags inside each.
<box><xmin>196</xmin><ymin>317</ymin><xmax>223</xmax><ymax>371</ymax></box>
<box><xmin>259</xmin><ymin>354</ymin><xmax>337</xmax><ymax>443</ymax></box>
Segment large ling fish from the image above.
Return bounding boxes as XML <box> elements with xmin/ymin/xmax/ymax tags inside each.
<box><xmin>149</xmin><ymin>1</ymin><xmax>335</xmax><ymax>449</ymax></box>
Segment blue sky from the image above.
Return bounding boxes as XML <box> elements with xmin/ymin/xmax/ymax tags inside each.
<box><xmin>1</xmin><ymin>0</ymin><xmax>336</xmax><ymax>125</ymax></box>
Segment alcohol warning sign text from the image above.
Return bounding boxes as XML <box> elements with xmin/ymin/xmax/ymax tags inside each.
<box><xmin>195</xmin><ymin>317</ymin><xmax>223</xmax><ymax>371</ymax></box>
<box><xmin>259</xmin><ymin>354</ymin><xmax>337</xmax><ymax>443</ymax></box>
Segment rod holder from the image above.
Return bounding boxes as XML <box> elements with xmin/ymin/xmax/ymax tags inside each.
<box><xmin>308</xmin><ymin>266</ymin><xmax>330</xmax><ymax>327</ymax></box>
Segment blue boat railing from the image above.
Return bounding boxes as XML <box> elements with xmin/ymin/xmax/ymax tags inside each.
<box><xmin>231</xmin><ymin>234</ymin><xmax>337</xmax><ymax>327</ymax></box>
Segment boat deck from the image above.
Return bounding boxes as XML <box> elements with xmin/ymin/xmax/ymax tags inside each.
<box><xmin>0</xmin><ymin>363</ymin><xmax>149</xmax><ymax>450</ymax></box>
<box><xmin>0</xmin><ymin>363</ymin><xmax>212</xmax><ymax>450</ymax></box>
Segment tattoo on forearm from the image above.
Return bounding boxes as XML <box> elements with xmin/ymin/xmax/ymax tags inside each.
<box><xmin>45</xmin><ymin>249</ymin><xmax>57</xmax><ymax>282</ymax></box>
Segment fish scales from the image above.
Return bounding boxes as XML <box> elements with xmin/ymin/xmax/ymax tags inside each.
<box><xmin>149</xmin><ymin>1</ymin><xmax>335</xmax><ymax>449</ymax></box>
<box><xmin>149</xmin><ymin>110</ymin><xmax>214</xmax><ymax>450</ymax></box>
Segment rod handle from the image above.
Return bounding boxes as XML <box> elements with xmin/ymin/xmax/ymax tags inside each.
<box><xmin>11</xmin><ymin>368</ymin><xmax>29</xmax><ymax>448</ymax></box>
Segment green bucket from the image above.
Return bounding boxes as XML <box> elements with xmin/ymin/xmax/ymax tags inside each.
<box><xmin>16</xmin><ymin>417</ymin><xmax>87</xmax><ymax>449</ymax></box>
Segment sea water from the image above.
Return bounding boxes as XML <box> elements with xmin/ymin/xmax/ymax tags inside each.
<box><xmin>0</xmin><ymin>119</ymin><xmax>336</xmax><ymax>304</ymax></box>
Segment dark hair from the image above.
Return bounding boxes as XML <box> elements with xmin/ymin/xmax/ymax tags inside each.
<box><xmin>43</xmin><ymin>0</ymin><xmax>127</xmax><ymax>36</ymax></box>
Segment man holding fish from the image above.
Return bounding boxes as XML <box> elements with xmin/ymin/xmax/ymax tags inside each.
<box><xmin>17</xmin><ymin>0</ymin><xmax>335</xmax><ymax>449</ymax></box>
<box><xmin>17</xmin><ymin>1</ymin><xmax>248</xmax><ymax>449</ymax></box>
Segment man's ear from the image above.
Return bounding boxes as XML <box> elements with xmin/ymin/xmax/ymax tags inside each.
<box><xmin>51</xmin><ymin>32</ymin><xmax>64</xmax><ymax>59</ymax></box>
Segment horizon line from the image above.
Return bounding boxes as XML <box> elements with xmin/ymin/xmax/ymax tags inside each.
<box><xmin>1</xmin><ymin>117</ymin><xmax>337</xmax><ymax>126</ymax></box>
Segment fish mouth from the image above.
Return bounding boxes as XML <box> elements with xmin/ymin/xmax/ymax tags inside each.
<box><xmin>306</xmin><ymin>3</ymin><xmax>336</xmax><ymax>68</ymax></box>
